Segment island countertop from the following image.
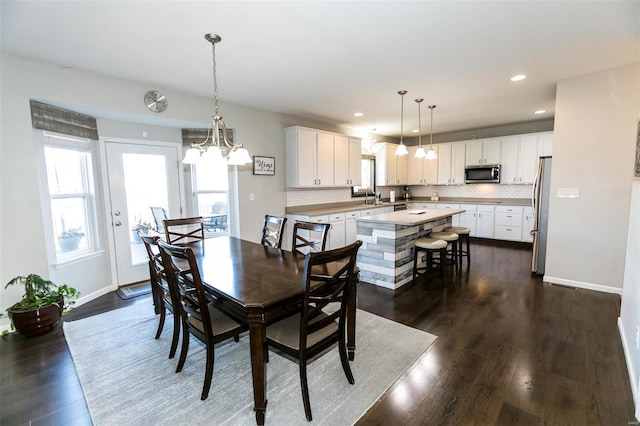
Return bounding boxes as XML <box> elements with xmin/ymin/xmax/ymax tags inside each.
<box><xmin>357</xmin><ymin>208</ymin><xmax>466</xmax><ymax>226</ymax></box>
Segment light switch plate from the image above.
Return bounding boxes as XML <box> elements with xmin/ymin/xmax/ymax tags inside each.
<box><xmin>557</xmin><ymin>188</ymin><xmax>580</xmax><ymax>199</ymax></box>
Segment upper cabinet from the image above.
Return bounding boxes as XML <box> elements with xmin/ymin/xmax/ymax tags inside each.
<box><xmin>408</xmin><ymin>145</ymin><xmax>438</xmax><ymax>185</ymax></box>
<box><xmin>465</xmin><ymin>138</ymin><xmax>501</xmax><ymax>166</ymax></box>
<box><xmin>500</xmin><ymin>132</ymin><xmax>553</xmax><ymax>184</ymax></box>
<box><xmin>437</xmin><ymin>142</ymin><xmax>466</xmax><ymax>184</ymax></box>
<box><xmin>334</xmin><ymin>135</ymin><xmax>362</xmax><ymax>187</ymax></box>
<box><xmin>285</xmin><ymin>126</ymin><xmax>362</xmax><ymax>188</ymax></box>
<box><xmin>376</xmin><ymin>143</ymin><xmax>408</xmax><ymax>186</ymax></box>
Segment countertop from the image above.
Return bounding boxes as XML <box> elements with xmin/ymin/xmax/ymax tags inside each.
<box><xmin>285</xmin><ymin>197</ymin><xmax>530</xmax><ymax>216</ymax></box>
<box><xmin>357</xmin><ymin>208</ymin><xmax>466</xmax><ymax>226</ymax></box>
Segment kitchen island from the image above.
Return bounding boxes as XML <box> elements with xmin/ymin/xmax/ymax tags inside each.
<box><xmin>356</xmin><ymin>208</ymin><xmax>465</xmax><ymax>289</ymax></box>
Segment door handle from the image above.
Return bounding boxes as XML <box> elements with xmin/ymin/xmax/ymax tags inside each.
<box><xmin>114</xmin><ymin>221</ymin><xmax>122</xmax><ymax>226</ymax></box>
<box><xmin>113</xmin><ymin>211</ymin><xmax>121</xmax><ymax>216</ymax></box>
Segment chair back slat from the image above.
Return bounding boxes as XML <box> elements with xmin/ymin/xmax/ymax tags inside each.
<box><xmin>163</xmin><ymin>216</ymin><xmax>206</xmax><ymax>245</ymax></box>
<box><xmin>292</xmin><ymin>221</ymin><xmax>330</xmax><ymax>255</ymax></box>
<box><xmin>150</xmin><ymin>207</ymin><xmax>168</xmax><ymax>233</ymax></box>
<box><xmin>261</xmin><ymin>215</ymin><xmax>288</xmax><ymax>248</ymax></box>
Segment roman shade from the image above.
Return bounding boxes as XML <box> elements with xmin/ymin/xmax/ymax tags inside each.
<box><xmin>30</xmin><ymin>100</ymin><xmax>98</xmax><ymax>140</ymax></box>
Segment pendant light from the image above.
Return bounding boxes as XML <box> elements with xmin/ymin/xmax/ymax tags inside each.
<box><xmin>414</xmin><ymin>98</ymin><xmax>426</xmax><ymax>159</ymax></box>
<box><xmin>369</xmin><ymin>128</ymin><xmax>383</xmax><ymax>154</ymax></box>
<box><xmin>426</xmin><ymin>105</ymin><xmax>437</xmax><ymax>160</ymax></box>
<box><xmin>395</xmin><ymin>90</ymin><xmax>408</xmax><ymax>156</ymax></box>
<box><xmin>183</xmin><ymin>33</ymin><xmax>252</xmax><ymax>166</ymax></box>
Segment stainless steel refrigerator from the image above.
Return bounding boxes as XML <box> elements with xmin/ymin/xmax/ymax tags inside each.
<box><xmin>531</xmin><ymin>156</ymin><xmax>552</xmax><ymax>274</ymax></box>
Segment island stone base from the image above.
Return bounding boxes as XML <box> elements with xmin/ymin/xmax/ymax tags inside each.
<box><xmin>356</xmin><ymin>217</ymin><xmax>451</xmax><ymax>289</ymax></box>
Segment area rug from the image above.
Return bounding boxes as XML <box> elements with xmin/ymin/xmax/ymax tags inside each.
<box><xmin>115</xmin><ymin>282</ymin><xmax>151</xmax><ymax>300</ymax></box>
<box><xmin>63</xmin><ymin>301</ymin><xmax>437</xmax><ymax>425</ymax></box>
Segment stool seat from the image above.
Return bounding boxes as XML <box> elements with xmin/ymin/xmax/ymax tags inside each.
<box><xmin>415</xmin><ymin>238</ymin><xmax>447</xmax><ymax>250</ymax></box>
<box><xmin>444</xmin><ymin>226</ymin><xmax>470</xmax><ymax>235</ymax></box>
<box><xmin>429</xmin><ymin>231</ymin><xmax>459</xmax><ymax>241</ymax></box>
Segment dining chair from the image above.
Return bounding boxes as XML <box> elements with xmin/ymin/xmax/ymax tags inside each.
<box><xmin>265</xmin><ymin>239</ymin><xmax>363</xmax><ymax>421</ymax></box>
<box><xmin>139</xmin><ymin>231</ymin><xmax>181</xmax><ymax>359</ymax></box>
<box><xmin>261</xmin><ymin>215</ymin><xmax>288</xmax><ymax>248</ymax></box>
<box><xmin>157</xmin><ymin>240</ymin><xmax>248</xmax><ymax>400</ymax></box>
<box><xmin>150</xmin><ymin>206</ymin><xmax>168</xmax><ymax>233</ymax></box>
<box><xmin>291</xmin><ymin>221</ymin><xmax>330</xmax><ymax>255</ymax></box>
<box><xmin>163</xmin><ymin>216</ymin><xmax>205</xmax><ymax>245</ymax></box>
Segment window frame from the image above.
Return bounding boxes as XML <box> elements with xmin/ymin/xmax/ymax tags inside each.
<box><xmin>43</xmin><ymin>131</ymin><xmax>100</xmax><ymax>263</ymax></box>
<box><xmin>351</xmin><ymin>154</ymin><xmax>376</xmax><ymax>198</ymax></box>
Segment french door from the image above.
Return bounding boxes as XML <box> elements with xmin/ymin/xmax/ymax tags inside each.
<box><xmin>105</xmin><ymin>140</ymin><xmax>182</xmax><ymax>286</ymax></box>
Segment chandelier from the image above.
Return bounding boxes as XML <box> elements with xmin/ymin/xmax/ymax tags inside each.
<box><xmin>183</xmin><ymin>34</ymin><xmax>252</xmax><ymax>166</ymax></box>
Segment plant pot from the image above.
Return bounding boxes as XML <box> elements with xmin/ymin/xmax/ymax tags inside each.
<box><xmin>58</xmin><ymin>237</ymin><xmax>80</xmax><ymax>252</ymax></box>
<box><xmin>131</xmin><ymin>230</ymin><xmax>143</xmax><ymax>244</ymax></box>
<box><xmin>8</xmin><ymin>303</ymin><xmax>63</xmax><ymax>337</ymax></box>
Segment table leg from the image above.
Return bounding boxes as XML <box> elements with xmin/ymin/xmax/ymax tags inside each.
<box><xmin>248</xmin><ymin>316</ymin><xmax>267</xmax><ymax>425</ymax></box>
<box><xmin>347</xmin><ymin>278</ymin><xmax>357</xmax><ymax>361</ymax></box>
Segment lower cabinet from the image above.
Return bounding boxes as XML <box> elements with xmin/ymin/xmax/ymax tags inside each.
<box><xmin>459</xmin><ymin>205</ymin><xmax>477</xmax><ymax>236</ymax></box>
<box><xmin>522</xmin><ymin>207</ymin><xmax>535</xmax><ymax>243</ymax></box>
<box><xmin>476</xmin><ymin>206</ymin><xmax>495</xmax><ymax>238</ymax></box>
<box><xmin>345</xmin><ymin>210</ymin><xmax>360</xmax><ymax>244</ymax></box>
<box><xmin>328</xmin><ymin>213</ymin><xmax>346</xmax><ymax>249</ymax></box>
<box><xmin>494</xmin><ymin>206</ymin><xmax>523</xmax><ymax>241</ymax></box>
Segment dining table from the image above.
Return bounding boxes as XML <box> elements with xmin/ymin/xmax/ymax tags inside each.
<box><xmin>191</xmin><ymin>236</ymin><xmax>358</xmax><ymax>425</ymax></box>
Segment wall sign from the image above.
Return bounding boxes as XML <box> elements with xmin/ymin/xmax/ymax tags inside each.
<box><xmin>253</xmin><ymin>156</ymin><xmax>275</xmax><ymax>175</ymax></box>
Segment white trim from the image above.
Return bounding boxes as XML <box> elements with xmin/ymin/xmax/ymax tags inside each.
<box><xmin>618</xmin><ymin>318</ymin><xmax>640</xmax><ymax>421</ymax></box>
<box><xmin>542</xmin><ymin>275</ymin><xmax>623</xmax><ymax>295</ymax></box>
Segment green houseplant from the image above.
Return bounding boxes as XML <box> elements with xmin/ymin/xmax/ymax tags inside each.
<box><xmin>131</xmin><ymin>221</ymin><xmax>154</xmax><ymax>243</ymax></box>
<box><xmin>3</xmin><ymin>274</ymin><xmax>79</xmax><ymax>337</ymax></box>
<box><xmin>58</xmin><ymin>227</ymin><xmax>85</xmax><ymax>252</ymax></box>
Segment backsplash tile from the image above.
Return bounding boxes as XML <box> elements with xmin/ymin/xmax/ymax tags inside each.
<box><xmin>286</xmin><ymin>184</ymin><xmax>531</xmax><ymax>206</ymax></box>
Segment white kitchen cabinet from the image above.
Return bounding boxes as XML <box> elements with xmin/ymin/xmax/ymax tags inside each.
<box><xmin>465</xmin><ymin>138</ymin><xmax>501</xmax><ymax>166</ymax></box>
<box><xmin>500</xmin><ymin>132</ymin><xmax>553</xmax><ymax>184</ymax></box>
<box><xmin>376</xmin><ymin>143</ymin><xmax>408</xmax><ymax>186</ymax></box>
<box><xmin>334</xmin><ymin>136</ymin><xmax>362</xmax><ymax>187</ymax></box>
<box><xmin>458</xmin><ymin>204</ymin><xmax>478</xmax><ymax>236</ymax></box>
<box><xmin>345</xmin><ymin>210</ymin><xmax>360</xmax><ymax>244</ymax></box>
<box><xmin>522</xmin><ymin>206</ymin><xmax>535</xmax><ymax>243</ymax></box>
<box><xmin>408</xmin><ymin>145</ymin><xmax>438</xmax><ymax>185</ymax></box>
<box><xmin>494</xmin><ymin>205</ymin><xmax>523</xmax><ymax>241</ymax></box>
<box><xmin>437</xmin><ymin>142</ymin><xmax>465</xmax><ymax>184</ymax></box>
<box><xmin>328</xmin><ymin>212</ymin><xmax>346</xmax><ymax>249</ymax></box>
<box><xmin>285</xmin><ymin>126</ymin><xmax>334</xmax><ymax>187</ymax></box>
<box><xmin>476</xmin><ymin>205</ymin><xmax>495</xmax><ymax>238</ymax></box>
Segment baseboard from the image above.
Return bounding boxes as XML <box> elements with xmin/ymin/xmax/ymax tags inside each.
<box><xmin>542</xmin><ymin>275</ymin><xmax>623</xmax><ymax>295</ymax></box>
<box><xmin>618</xmin><ymin>317</ymin><xmax>640</xmax><ymax>421</ymax></box>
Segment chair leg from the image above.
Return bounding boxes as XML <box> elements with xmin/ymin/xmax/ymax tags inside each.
<box><xmin>338</xmin><ymin>331</ymin><xmax>355</xmax><ymax>384</ymax></box>
<box><xmin>413</xmin><ymin>247</ymin><xmax>419</xmax><ymax>282</ymax></box>
<box><xmin>169</xmin><ymin>310</ymin><xmax>181</xmax><ymax>359</ymax></box>
<box><xmin>176</xmin><ymin>320</ymin><xmax>190</xmax><ymax>373</ymax></box>
<box><xmin>299</xmin><ymin>361</ymin><xmax>312</xmax><ymax>421</ymax></box>
<box><xmin>466</xmin><ymin>234</ymin><xmax>471</xmax><ymax>266</ymax></box>
<box><xmin>440</xmin><ymin>247</ymin><xmax>448</xmax><ymax>286</ymax></box>
<box><xmin>155</xmin><ymin>305</ymin><xmax>166</xmax><ymax>339</ymax></box>
<box><xmin>201</xmin><ymin>343</ymin><xmax>215</xmax><ymax>400</ymax></box>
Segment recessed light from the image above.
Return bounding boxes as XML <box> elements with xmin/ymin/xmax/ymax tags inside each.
<box><xmin>510</xmin><ymin>74</ymin><xmax>527</xmax><ymax>82</ymax></box>
<box><xmin>353</xmin><ymin>112</ymin><xmax>364</xmax><ymax>117</ymax></box>
<box><xmin>534</xmin><ymin>110</ymin><xmax>546</xmax><ymax>114</ymax></box>
<box><xmin>412</xmin><ymin>129</ymin><xmax>419</xmax><ymax>133</ymax></box>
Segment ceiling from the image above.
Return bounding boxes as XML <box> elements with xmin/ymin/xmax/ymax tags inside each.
<box><xmin>1</xmin><ymin>1</ymin><xmax>638</xmax><ymax>138</ymax></box>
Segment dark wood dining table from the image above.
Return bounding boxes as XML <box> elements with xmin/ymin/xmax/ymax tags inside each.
<box><xmin>192</xmin><ymin>236</ymin><xmax>357</xmax><ymax>425</ymax></box>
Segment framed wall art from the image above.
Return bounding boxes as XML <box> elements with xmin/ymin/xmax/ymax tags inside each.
<box><xmin>253</xmin><ymin>156</ymin><xmax>275</xmax><ymax>175</ymax></box>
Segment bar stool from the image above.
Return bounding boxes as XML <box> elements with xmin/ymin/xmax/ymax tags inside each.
<box><xmin>444</xmin><ymin>226</ymin><xmax>471</xmax><ymax>267</ymax></box>
<box><xmin>429</xmin><ymin>231</ymin><xmax>459</xmax><ymax>268</ymax></box>
<box><xmin>413</xmin><ymin>237</ymin><xmax>448</xmax><ymax>286</ymax></box>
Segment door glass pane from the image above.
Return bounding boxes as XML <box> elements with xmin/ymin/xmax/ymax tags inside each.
<box><xmin>122</xmin><ymin>153</ymin><xmax>168</xmax><ymax>265</ymax></box>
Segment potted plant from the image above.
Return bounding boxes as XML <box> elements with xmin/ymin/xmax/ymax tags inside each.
<box><xmin>3</xmin><ymin>274</ymin><xmax>79</xmax><ymax>337</ymax></box>
<box><xmin>131</xmin><ymin>221</ymin><xmax>154</xmax><ymax>243</ymax></box>
<box><xmin>58</xmin><ymin>227</ymin><xmax>85</xmax><ymax>252</ymax></box>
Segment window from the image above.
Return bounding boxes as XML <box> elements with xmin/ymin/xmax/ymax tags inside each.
<box><xmin>44</xmin><ymin>133</ymin><xmax>97</xmax><ymax>259</ymax></box>
<box><xmin>192</xmin><ymin>159</ymin><xmax>229</xmax><ymax>235</ymax></box>
<box><xmin>351</xmin><ymin>155</ymin><xmax>376</xmax><ymax>198</ymax></box>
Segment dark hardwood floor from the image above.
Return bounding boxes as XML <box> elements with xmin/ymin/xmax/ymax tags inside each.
<box><xmin>0</xmin><ymin>239</ymin><xmax>636</xmax><ymax>425</ymax></box>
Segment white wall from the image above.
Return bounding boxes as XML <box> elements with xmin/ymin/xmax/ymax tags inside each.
<box><xmin>0</xmin><ymin>53</ymin><xmax>338</xmax><ymax>329</ymax></box>
<box><xmin>545</xmin><ymin>64</ymin><xmax>639</xmax><ymax>294</ymax></box>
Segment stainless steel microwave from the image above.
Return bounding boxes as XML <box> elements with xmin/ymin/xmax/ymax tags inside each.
<box><xmin>465</xmin><ymin>164</ymin><xmax>501</xmax><ymax>183</ymax></box>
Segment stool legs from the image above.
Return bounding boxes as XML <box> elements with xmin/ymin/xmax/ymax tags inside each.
<box><xmin>413</xmin><ymin>247</ymin><xmax>448</xmax><ymax>286</ymax></box>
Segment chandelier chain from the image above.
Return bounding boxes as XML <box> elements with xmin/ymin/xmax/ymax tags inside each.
<box><xmin>211</xmin><ymin>42</ymin><xmax>219</xmax><ymax>117</ymax></box>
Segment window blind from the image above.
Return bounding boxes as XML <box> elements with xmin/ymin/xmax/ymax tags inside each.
<box><xmin>30</xmin><ymin>100</ymin><xmax>99</xmax><ymax>140</ymax></box>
